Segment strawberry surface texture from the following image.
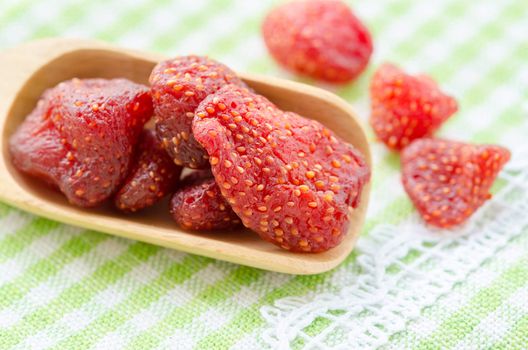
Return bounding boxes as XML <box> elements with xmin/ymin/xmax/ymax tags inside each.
<box><xmin>10</xmin><ymin>78</ymin><xmax>153</xmax><ymax>207</ymax></box>
<box><xmin>115</xmin><ymin>129</ymin><xmax>182</xmax><ymax>213</ymax></box>
<box><xmin>193</xmin><ymin>84</ymin><xmax>370</xmax><ymax>252</ymax></box>
<box><xmin>150</xmin><ymin>55</ymin><xmax>246</xmax><ymax>169</ymax></box>
<box><xmin>402</xmin><ymin>138</ymin><xmax>510</xmax><ymax>228</ymax></box>
<box><xmin>263</xmin><ymin>0</ymin><xmax>373</xmax><ymax>83</ymax></box>
<box><xmin>370</xmin><ymin>63</ymin><xmax>458</xmax><ymax>150</ymax></box>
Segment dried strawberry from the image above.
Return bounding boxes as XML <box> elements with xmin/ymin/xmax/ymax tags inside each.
<box><xmin>262</xmin><ymin>0</ymin><xmax>373</xmax><ymax>83</ymax></box>
<box><xmin>193</xmin><ymin>85</ymin><xmax>370</xmax><ymax>252</ymax></box>
<box><xmin>402</xmin><ymin>138</ymin><xmax>510</xmax><ymax>228</ymax></box>
<box><xmin>179</xmin><ymin>169</ymin><xmax>213</xmax><ymax>187</ymax></box>
<box><xmin>170</xmin><ymin>171</ymin><xmax>241</xmax><ymax>231</ymax></box>
<box><xmin>370</xmin><ymin>63</ymin><xmax>458</xmax><ymax>150</ymax></box>
<box><xmin>9</xmin><ymin>78</ymin><xmax>152</xmax><ymax>207</ymax></box>
<box><xmin>149</xmin><ymin>56</ymin><xmax>246</xmax><ymax>169</ymax></box>
<box><xmin>115</xmin><ymin>130</ymin><xmax>182</xmax><ymax>213</ymax></box>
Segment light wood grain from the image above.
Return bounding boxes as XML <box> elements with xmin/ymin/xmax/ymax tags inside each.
<box><xmin>0</xmin><ymin>38</ymin><xmax>371</xmax><ymax>274</ymax></box>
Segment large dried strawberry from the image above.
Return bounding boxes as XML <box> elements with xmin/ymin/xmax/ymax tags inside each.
<box><xmin>149</xmin><ymin>56</ymin><xmax>246</xmax><ymax>169</ymax></box>
<box><xmin>9</xmin><ymin>78</ymin><xmax>152</xmax><ymax>207</ymax></box>
<box><xmin>402</xmin><ymin>138</ymin><xmax>510</xmax><ymax>228</ymax></box>
<box><xmin>262</xmin><ymin>0</ymin><xmax>373</xmax><ymax>83</ymax></box>
<box><xmin>193</xmin><ymin>84</ymin><xmax>370</xmax><ymax>252</ymax></box>
<box><xmin>370</xmin><ymin>63</ymin><xmax>458</xmax><ymax>150</ymax></box>
<box><xmin>170</xmin><ymin>170</ymin><xmax>241</xmax><ymax>231</ymax></box>
<box><xmin>115</xmin><ymin>130</ymin><xmax>182</xmax><ymax>213</ymax></box>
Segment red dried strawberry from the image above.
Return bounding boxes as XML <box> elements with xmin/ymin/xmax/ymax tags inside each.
<box><xmin>193</xmin><ymin>85</ymin><xmax>370</xmax><ymax>252</ymax></box>
<box><xmin>402</xmin><ymin>138</ymin><xmax>510</xmax><ymax>228</ymax></box>
<box><xmin>170</xmin><ymin>171</ymin><xmax>241</xmax><ymax>231</ymax></box>
<box><xmin>262</xmin><ymin>0</ymin><xmax>373</xmax><ymax>83</ymax></box>
<box><xmin>149</xmin><ymin>56</ymin><xmax>246</xmax><ymax>169</ymax></box>
<box><xmin>370</xmin><ymin>63</ymin><xmax>458</xmax><ymax>150</ymax></box>
<box><xmin>9</xmin><ymin>78</ymin><xmax>153</xmax><ymax>207</ymax></box>
<box><xmin>115</xmin><ymin>130</ymin><xmax>182</xmax><ymax>213</ymax></box>
<box><xmin>179</xmin><ymin>169</ymin><xmax>213</xmax><ymax>187</ymax></box>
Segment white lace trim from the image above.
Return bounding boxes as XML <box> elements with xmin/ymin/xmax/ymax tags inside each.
<box><xmin>260</xmin><ymin>149</ymin><xmax>528</xmax><ymax>350</ymax></box>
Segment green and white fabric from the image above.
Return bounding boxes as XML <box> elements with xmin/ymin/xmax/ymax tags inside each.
<box><xmin>0</xmin><ymin>0</ymin><xmax>527</xmax><ymax>349</ymax></box>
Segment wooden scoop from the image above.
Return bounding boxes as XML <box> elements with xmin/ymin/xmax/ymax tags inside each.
<box><xmin>0</xmin><ymin>38</ymin><xmax>371</xmax><ymax>274</ymax></box>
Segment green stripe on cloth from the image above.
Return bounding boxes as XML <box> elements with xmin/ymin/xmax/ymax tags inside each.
<box><xmin>205</xmin><ymin>17</ymin><xmax>264</xmax><ymax>58</ymax></box>
<box><xmin>362</xmin><ymin>151</ymin><xmax>399</xmax><ymax>194</ymax></box>
<box><xmin>0</xmin><ymin>202</ymin><xmax>11</xmax><ymax>218</ymax></box>
<box><xmin>0</xmin><ymin>218</ymin><xmax>60</xmax><ymax>264</ymax></box>
<box><xmin>0</xmin><ymin>242</ymin><xmax>158</xmax><ymax>348</ymax></box>
<box><xmin>97</xmin><ymin>0</ymin><xmax>171</xmax><ymax>42</ymax></box>
<box><xmin>362</xmin><ymin>0</ymin><xmax>414</xmax><ymax>36</ymax></box>
<box><xmin>393</xmin><ymin>1</ymin><xmax>470</xmax><ymax>60</ymax></box>
<box><xmin>126</xmin><ymin>266</ymin><xmax>265</xmax><ymax>349</ymax></box>
<box><xmin>0</xmin><ymin>231</ymin><xmax>107</xmax><ymax>309</ymax></box>
<box><xmin>245</xmin><ymin>57</ymin><xmax>276</xmax><ymax>76</ymax></box>
<box><xmin>361</xmin><ymin>197</ymin><xmax>413</xmax><ymax>234</ymax></box>
<box><xmin>28</xmin><ymin>0</ymin><xmax>97</xmax><ymax>39</ymax></box>
<box><xmin>203</xmin><ymin>0</ymin><xmax>281</xmax><ymax>59</ymax></box>
<box><xmin>489</xmin><ymin>315</ymin><xmax>528</xmax><ymax>350</ymax></box>
<box><xmin>0</xmin><ymin>0</ymin><xmax>34</xmax><ymax>27</ymax></box>
<box><xmin>420</xmin><ymin>2</ymin><xmax>526</xmax><ymax>83</ymax></box>
<box><xmin>382</xmin><ymin>232</ymin><xmax>528</xmax><ymax>349</ymax></box>
<box><xmin>52</xmin><ymin>255</ymin><xmax>212</xmax><ymax>349</ymax></box>
<box><xmin>194</xmin><ymin>274</ymin><xmax>329</xmax><ymax>350</ymax></box>
<box><xmin>150</xmin><ymin>0</ymin><xmax>234</xmax><ymax>52</ymax></box>
<box><xmin>417</xmin><ymin>258</ymin><xmax>528</xmax><ymax>350</ymax></box>
<box><xmin>338</xmin><ymin>0</ymin><xmax>466</xmax><ymax>99</ymax></box>
<box><xmin>474</xmin><ymin>101</ymin><xmax>528</xmax><ymax>144</ymax></box>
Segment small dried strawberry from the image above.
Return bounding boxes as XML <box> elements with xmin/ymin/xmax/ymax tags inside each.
<box><xmin>179</xmin><ymin>169</ymin><xmax>213</xmax><ymax>187</ymax></box>
<box><xmin>370</xmin><ymin>63</ymin><xmax>458</xmax><ymax>150</ymax></box>
<box><xmin>170</xmin><ymin>171</ymin><xmax>241</xmax><ymax>231</ymax></box>
<box><xmin>402</xmin><ymin>138</ymin><xmax>510</xmax><ymax>228</ymax></box>
<box><xmin>9</xmin><ymin>78</ymin><xmax>153</xmax><ymax>207</ymax></box>
<box><xmin>262</xmin><ymin>0</ymin><xmax>373</xmax><ymax>83</ymax></box>
<box><xmin>149</xmin><ymin>56</ymin><xmax>246</xmax><ymax>169</ymax></box>
<box><xmin>115</xmin><ymin>130</ymin><xmax>182</xmax><ymax>213</ymax></box>
<box><xmin>193</xmin><ymin>84</ymin><xmax>370</xmax><ymax>252</ymax></box>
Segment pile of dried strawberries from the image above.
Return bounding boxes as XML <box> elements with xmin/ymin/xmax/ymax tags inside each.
<box><xmin>9</xmin><ymin>56</ymin><xmax>370</xmax><ymax>253</ymax></box>
<box><xmin>10</xmin><ymin>0</ymin><xmax>510</xmax><ymax>255</ymax></box>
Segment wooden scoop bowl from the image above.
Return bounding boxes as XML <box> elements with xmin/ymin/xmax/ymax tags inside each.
<box><xmin>0</xmin><ymin>38</ymin><xmax>371</xmax><ymax>274</ymax></box>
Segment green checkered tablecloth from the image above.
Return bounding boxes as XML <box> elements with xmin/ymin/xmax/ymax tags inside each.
<box><xmin>1</xmin><ymin>0</ymin><xmax>527</xmax><ymax>349</ymax></box>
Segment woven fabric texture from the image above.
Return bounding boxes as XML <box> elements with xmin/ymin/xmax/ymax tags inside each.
<box><xmin>0</xmin><ymin>0</ymin><xmax>527</xmax><ymax>349</ymax></box>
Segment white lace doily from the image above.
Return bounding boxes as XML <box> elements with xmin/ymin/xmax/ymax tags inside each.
<box><xmin>260</xmin><ymin>149</ymin><xmax>528</xmax><ymax>350</ymax></box>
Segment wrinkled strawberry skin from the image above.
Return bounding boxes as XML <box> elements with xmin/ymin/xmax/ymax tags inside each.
<box><xmin>9</xmin><ymin>78</ymin><xmax>153</xmax><ymax>207</ymax></box>
<box><xmin>149</xmin><ymin>56</ymin><xmax>246</xmax><ymax>169</ymax></box>
<box><xmin>170</xmin><ymin>172</ymin><xmax>241</xmax><ymax>231</ymax></box>
<box><xmin>402</xmin><ymin>138</ymin><xmax>510</xmax><ymax>228</ymax></box>
<box><xmin>193</xmin><ymin>84</ymin><xmax>370</xmax><ymax>252</ymax></box>
<box><xmin>263</xmin><ymin>0</ymin><xmax>373</xmax><ymax>83</ymax></box>
<box><xmin>115</xmin><ymin>130</ymin><xmax>182</xmax><ymax>213</ymax></box>
<box><xmin>370</xmin><ymin>63</ymin><xmax>458</xmax><ymax>150</ymax></box>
